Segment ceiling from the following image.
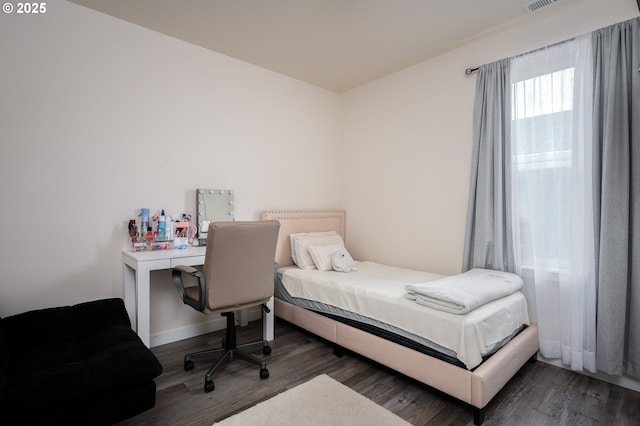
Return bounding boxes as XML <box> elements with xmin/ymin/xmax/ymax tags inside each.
<box><xmin>69</xmin><ymin>0</ymin><xmax>565</xmax><ymax>92</ymax></box>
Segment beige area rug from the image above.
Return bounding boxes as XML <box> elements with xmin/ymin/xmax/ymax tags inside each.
<box><xmin>214</xmin><ymin>374</ymin><xmax>411</xmax><ymax>425</ymax></box>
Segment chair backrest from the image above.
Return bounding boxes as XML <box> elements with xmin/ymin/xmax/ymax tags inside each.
<box><xmin>202</xmin><ymin>220</ymin><xmax>280</xmax><ymax>313</ymax></box>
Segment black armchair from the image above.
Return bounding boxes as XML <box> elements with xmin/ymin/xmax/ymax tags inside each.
<box><xmin>0</xmin><ymin>298</ymin><xmax>162</xmax><ymax>425</ymax></box>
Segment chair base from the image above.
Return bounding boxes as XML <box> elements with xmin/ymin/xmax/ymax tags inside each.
<box><xmin>184</xmin><ymin>312</ymin><xmax>271</xmax><ymax>393</ymax></box>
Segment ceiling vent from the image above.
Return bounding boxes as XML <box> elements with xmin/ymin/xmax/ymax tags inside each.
<box><xmin>522</xmin><ymin>0</ymin><xmax>560</xmax><ymax>13</ymax></box>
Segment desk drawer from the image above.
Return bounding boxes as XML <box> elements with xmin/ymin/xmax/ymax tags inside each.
<box><xmin>170</xmin><ymin>255</ymin><xmax>205</xmax><ymax>268</ymax></box>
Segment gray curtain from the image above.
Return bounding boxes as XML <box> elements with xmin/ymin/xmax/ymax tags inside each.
<box><xmin>462</xmin><ymin>59</ymin><xmax>516</xmax><ymax>273</ymax></box>
<box><xmin>592</xmin><ymin>17</ymin><xmax>640</xmax><ymax>378</ymax></box>
<box><xmin>464</xmin><ymin>16</ymin><xmax>640</xmax><ymax>378</ymax></box>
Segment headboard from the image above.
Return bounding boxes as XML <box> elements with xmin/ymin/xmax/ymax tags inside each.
<box><xmin>261</xmin><ymin>210</ymin><xmax>346</xmax><ymax>267</ymax></box>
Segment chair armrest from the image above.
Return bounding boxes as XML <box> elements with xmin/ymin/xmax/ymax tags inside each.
<box><xmin>173</xmin><ymin>265</ymin><xmax>198</xmax><ymax>275</ymax></box>
<box><xmin>172</xmin><ymin>265</ymin><xmax>206</xmax><ymax>312</ymax></box>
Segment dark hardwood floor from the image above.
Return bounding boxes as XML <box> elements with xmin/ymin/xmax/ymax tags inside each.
<box><xmin>117</xmin><ymin>319</ymin><xmax>640</xmax><ymax>426</ymax></box>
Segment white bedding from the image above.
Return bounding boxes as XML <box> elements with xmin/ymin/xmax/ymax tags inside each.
<box><xmin>405</xmin><ymin>268</ymin><xmax>523</xmax><ymax>314</ymax></box>
<box><xmin>280</xmin><ymin>261</ymin><xmax>530</xmax><ymax>369</ymax></box>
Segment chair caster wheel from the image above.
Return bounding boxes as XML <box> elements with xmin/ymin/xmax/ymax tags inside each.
<box><xmin>184</xmin><ymin>359</ymin><xmax>194</xmax><ymax>371</ymax></box>
<box><xmin>263</xmin><ymin>345</ymin><xmax>272</xmax><ymax>355</ymax></box>
<box><xmin>204</xmin><ymin>380</ymin><xmax>215</xmax><ymax>393</ymax></box>
<box><xmin>260</xmin><ymin>368</ymin><xmax>269</xmax><ymax>380</ymax></box>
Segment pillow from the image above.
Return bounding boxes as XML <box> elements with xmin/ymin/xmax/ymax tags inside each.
<box><xmin>291</xmin><ymin>232</ymin><xmax>344</xmax><ymax>270</ymax></box>
<box><xmin>289</xmin><ymin>231</ymin><xmax>337</xmax><ymax>266</ymax></box>
<box><xmin>307</xmin><ymin>244</ymin><xmax>355</xmax><ymax>272</ymax></box>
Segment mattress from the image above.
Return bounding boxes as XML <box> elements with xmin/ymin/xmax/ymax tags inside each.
<box><xmin>277</xmin><ymin>261</ymin><xmax>530</xmax><ymax>369</ymax></box>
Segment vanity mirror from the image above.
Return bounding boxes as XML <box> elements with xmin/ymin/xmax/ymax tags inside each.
<box><xmin>196</xmin><ymin>189</ymin><xmax>235</xmax><ymax>245</ymax></box>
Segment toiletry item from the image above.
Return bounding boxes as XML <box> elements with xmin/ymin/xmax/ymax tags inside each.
<box><xmin>140</xmin><ymin>208</ymin><xmax>150</xmax><ymax>231</ymax></box>
<box><xmin>158</xmin><ymin>209</ymin><xmax>166</xmax><ymax>240</ymax></box>
<box><xmin>165</xmin><ymin>215</ymin><xmax>175</xmax><ymax>241</ymax></box>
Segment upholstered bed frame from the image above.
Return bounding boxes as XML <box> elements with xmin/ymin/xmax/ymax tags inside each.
<box><xmin>261</xmin><ymin>210</ymin><xmax>539</xmax><ymax>425</ymax></box>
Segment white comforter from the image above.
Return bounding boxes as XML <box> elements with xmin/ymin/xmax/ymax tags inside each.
<box><xmin>405</xmin><ymin>268</ymin><xmax>523</xmax><ymax>314</ymax></box>
<box><xmin>280</xmin><ymin>261</ymin><xmax>530</xmax><ymax>369</ymax></box>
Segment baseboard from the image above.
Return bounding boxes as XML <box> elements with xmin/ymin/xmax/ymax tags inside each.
<box><xmin>149</xmin><ymin>307</ymin><xmax>263</xmax><ymax>348</ymax></box>
<box><xmin>538</xmin><ymin>356</ymin><xmax>640</xmax><ymax>393</ymax></box>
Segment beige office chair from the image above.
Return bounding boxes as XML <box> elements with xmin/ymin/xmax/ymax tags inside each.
<box><xmin>172</xmin><ymin>220</ymin><xmax>280</xmax><ymax>393</ymax></box>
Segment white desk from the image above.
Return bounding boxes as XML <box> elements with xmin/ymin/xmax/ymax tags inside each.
<box><xmin>122</xmin><ymin>246</ymin><xmax>274</xmax><ymax>348</ymax></box>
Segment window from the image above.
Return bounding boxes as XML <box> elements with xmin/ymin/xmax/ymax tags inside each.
<box><xmin>510</xmin><ymin>47</ymin><xmax>578</xmax><ymax>271</ymax></box>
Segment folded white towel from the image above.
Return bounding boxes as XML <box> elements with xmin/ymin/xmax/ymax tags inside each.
<box><xmin>405</xmin><ymin>268</ymin><xmax>523</xmax><ymax>314</ymax></box>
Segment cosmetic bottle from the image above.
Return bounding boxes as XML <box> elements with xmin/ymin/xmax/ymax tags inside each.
<box><xmin>158</xmin><ymin>209</ymin><xmax>166</xmax><ymax>240</ymax></box>
<box><xmin>165</xmin><ymin>215</ymin><xmax>175</xmax><ymax>241</ymax></box>
<box><xmin>140</xmin><ymin>208</ymin><xmax>149</xmax><ymax>232</ymax></box>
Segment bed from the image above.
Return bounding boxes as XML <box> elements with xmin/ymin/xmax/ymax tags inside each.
<box><xmin>261</xmin><ymin>210</ymin><xmax>539</xmax><ymax>425</ymax></box>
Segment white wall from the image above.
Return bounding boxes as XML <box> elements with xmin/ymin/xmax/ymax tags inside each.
<box><xmin>0</xmin><ymin>1</ymin><xmax>341</xmax><ymax>339</ymax></box>
<box><xmin>340</xmin><ymin>0</ymin><xmax>640</xmax><ymax>391</ymax></box>
<box><xmin>1</xmin><ymin>0</ymin><xmax>638</xmax><ymax>347</ymax></box>
<box><xmin>341</xmin><ymin>0</ymin><xmax>639</xmax><ymax>275</ymax></box>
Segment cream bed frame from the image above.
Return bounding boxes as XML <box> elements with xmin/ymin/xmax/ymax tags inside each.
<box><xmin>261</xmin><ymin>210</ymin><xmax>539</xmax><ymax>425</ymax></box>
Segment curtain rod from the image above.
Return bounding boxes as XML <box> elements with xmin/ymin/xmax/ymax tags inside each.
<box><xmin>465</xmin><ymin>16</ymin><xmax>639</xmax><ymax>76</ymax></box>
<box><xmin>464</xmin><ymin>36</ymin><xmax>577</xmax><ymax>77</ymax></box>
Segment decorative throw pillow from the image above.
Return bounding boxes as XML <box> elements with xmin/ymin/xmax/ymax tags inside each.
<box><xmin>289</xmin><ymin>231</ymin><xmax>337</xmax><ymax>267</ymax></box>
<box><xmin>291</xmin><ymin>232</ymin><xmax>344</xmax><ymax>270</ymax></box>
<box><xmin>308</xmin><ymin>243</ymin><xmax>355</xmax><ymax>272</ymax></box>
